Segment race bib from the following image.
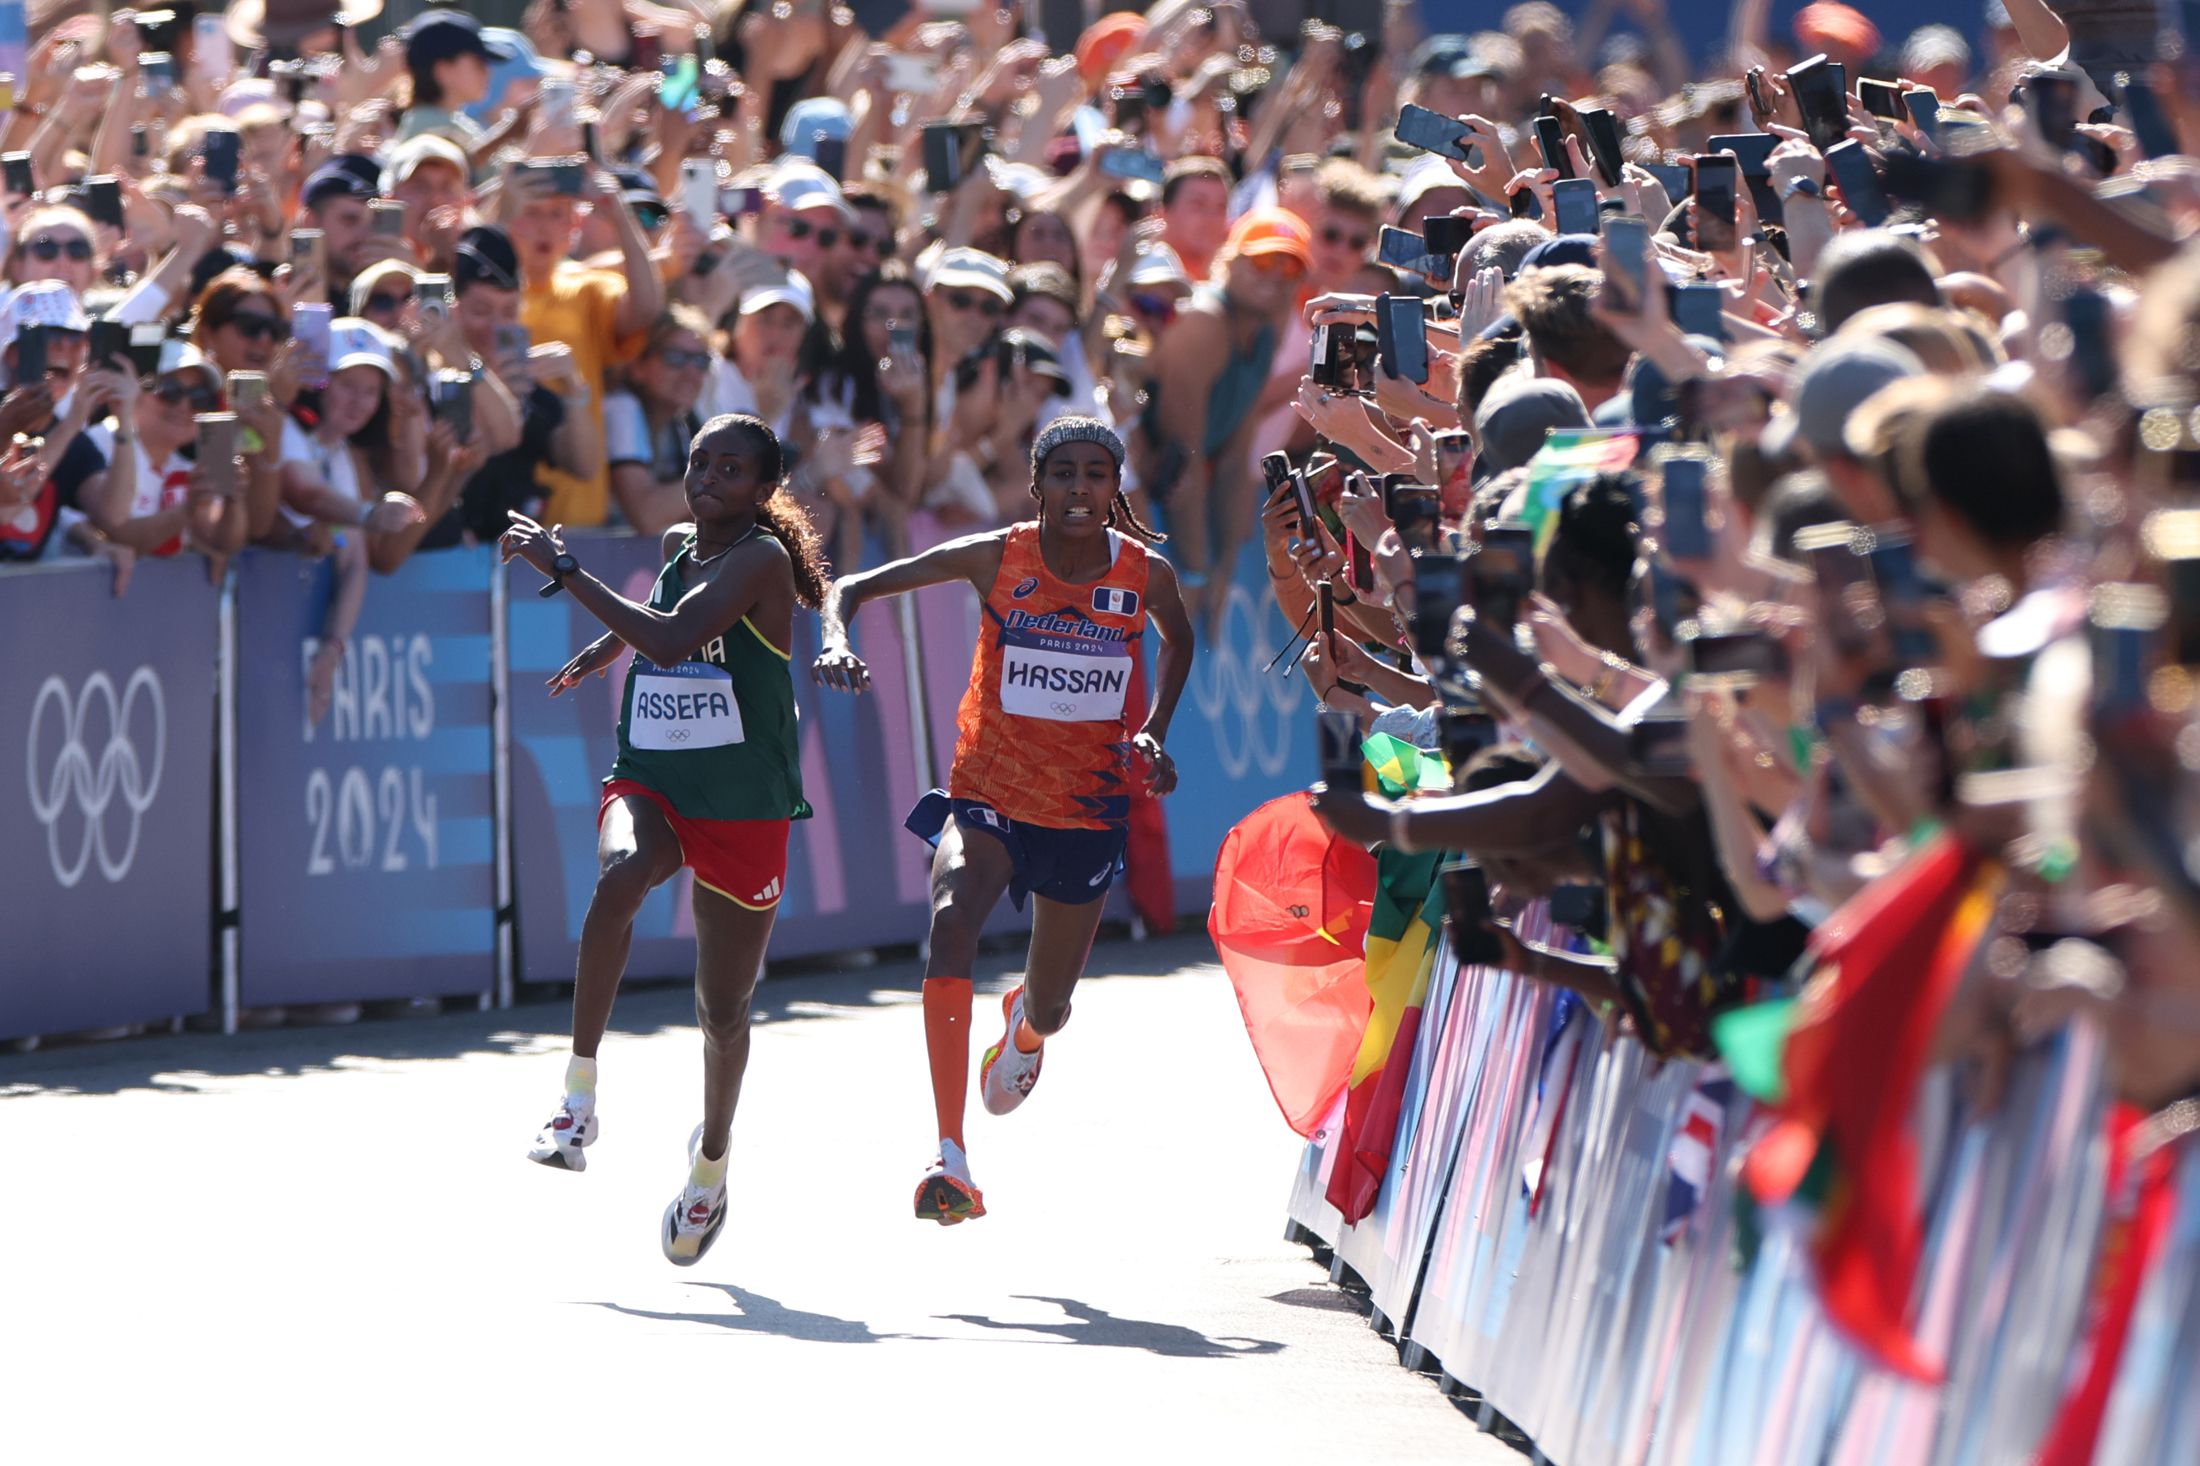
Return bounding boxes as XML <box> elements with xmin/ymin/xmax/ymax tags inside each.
<box><xmin>1000</xmin><ymin>640</ymin><xmax>1131</xmax><ymax>722</ymax></box>
<box><xmin>629</xmin><ymin>660</ymin><xmax>744</xmax><ymax>750</ymax></box>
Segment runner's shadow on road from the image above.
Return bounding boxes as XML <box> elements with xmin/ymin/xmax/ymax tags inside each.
<box><xmin>936</xmin><ymin>1296</ymin><xmax>1285</xmax><ymax>1358</ymax></box>
<box><xmin>583</xmin><ymin>1283</ymin><xmax>935</xmax><ymax>1344</ymax></box>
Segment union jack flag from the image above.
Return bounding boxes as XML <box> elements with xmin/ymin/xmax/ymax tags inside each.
<box><xmin>1661</xmin><ymin>1069</ymin><xmax>1735</xmax><ymax>1246</ymax></box>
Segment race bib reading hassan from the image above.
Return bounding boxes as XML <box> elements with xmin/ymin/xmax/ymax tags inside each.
<box><xmin>998</xmin><ymin>608</ymin><xmax>1131</xmax><ymax>723</ymax></box>
<box><xmin>630</xmin><ymin>660</ymin><xmax>744</xmax><ymax>750</ymax></box>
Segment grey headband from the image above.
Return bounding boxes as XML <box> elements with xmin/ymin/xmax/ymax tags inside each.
<box><xmin>1031</xmin><ymin>416</ymin><xmax>1126</xmax><ymax>477</ymax></box>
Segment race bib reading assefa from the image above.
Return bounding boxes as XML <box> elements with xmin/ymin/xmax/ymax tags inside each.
<box><xmin>629</xmin><ymin>660</ymin><xmax>744</xmax><ymax>750</ymax></box>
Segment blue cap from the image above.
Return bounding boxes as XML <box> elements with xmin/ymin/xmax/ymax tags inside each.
<box><xmin>780</xmin><ymin>98</ymin><xmax>853</xmax><ymax>160</ymax></box>
<box><xmin>464</xmin><ymin>29</ymin><xmax>550</xmax><ymax>123</ymax></box>
<box><xmin>1519</xmin><ymin>234</ymin><xmax>1600</xmax><ymax>271</ymax></box>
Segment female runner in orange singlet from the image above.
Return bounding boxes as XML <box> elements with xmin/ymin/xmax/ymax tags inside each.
<box><xmin>814</xmin><ymin>418</ymin><xmax>1194</xmax><ymax>1223</ymax></box>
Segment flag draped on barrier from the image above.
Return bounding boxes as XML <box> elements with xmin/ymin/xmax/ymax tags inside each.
<box><xmin>1209</xmin><ymin>793</ymin><xmax>1378</xmax><ymax>1136</ymax></box>
<box><xmin>1325</xmin><ymin>845</ymin><xmax>1446</xmax><ymax>1223</ymax></box>
<box><xmin>1727</xmin><ymin>831</ymin><xmax>2000</xmax><ymax>1381</ymax></box>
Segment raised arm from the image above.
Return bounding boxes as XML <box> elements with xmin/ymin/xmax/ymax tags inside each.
<box><xmin>812</xmin><ymin>531</ymin><xmax>1008</xmax><ymax>691</ymax></box>
<box><xmin>502</xmin><ymin>513</ymin><xmax>781</xmax><ymax>669</ymax></box>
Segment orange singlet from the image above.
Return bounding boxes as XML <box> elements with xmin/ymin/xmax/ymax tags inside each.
<box><xmin>950</xmin><ymin>523</ymin><xmax>1151</xmax><ymax>831</ymax></box>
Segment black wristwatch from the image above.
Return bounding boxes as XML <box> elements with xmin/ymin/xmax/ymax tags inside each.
<box><xmin>538</xmin><ymin>551</ymin><xmax>581</xmax><ymax>599</ymax></box>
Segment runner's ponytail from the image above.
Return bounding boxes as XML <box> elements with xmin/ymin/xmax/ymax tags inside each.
<box><xmin>697</xmin><ymin>413</ymin><xmax>833</xmax><ymax>609</ymax></box>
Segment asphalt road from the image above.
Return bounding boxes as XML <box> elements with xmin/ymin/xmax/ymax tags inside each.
<box><xmin>1</xmin><ymin>932</ymin><xmax>1517</xmax><ymax>1465</ymax></box>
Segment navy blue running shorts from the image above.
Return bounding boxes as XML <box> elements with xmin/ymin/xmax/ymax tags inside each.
<box><xmin>904</xmin><ymin>790</ymin><xmax>1126</xmax><ymax>912</ymax></box>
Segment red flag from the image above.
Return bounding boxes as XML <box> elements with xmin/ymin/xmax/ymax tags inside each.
<box><xmin>2035</xmin><ymin>1105</ymin><xmax>2178</xmax><ymax>1465</ymax></box>
<box><xmin>1744</xmin><ymin>832</ymin><xmax>1999</xmax><ymax>1381</ymax></box>
<box><xmin>1209</xmin><ymin>794</ymin><xmax>1378</xmax><ymax>1135</ymax></box>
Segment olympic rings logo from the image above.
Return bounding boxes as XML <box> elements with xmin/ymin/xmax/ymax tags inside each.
<box><xmin>1189</xmin><ymin>580</ymin><xmax>1298</xmax><ymax>780</ymax></box>
<box><xmin>1051</xmin><ymin>700</ymin><xmax>1078</xmax><ymax>715</ymax></box>
<box><xmin>24</xmin><ymin>667</ymin><xmax>165</xmax><ymax>888</ymax></box>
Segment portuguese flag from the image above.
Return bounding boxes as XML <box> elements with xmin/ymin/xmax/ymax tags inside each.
<box><xmin>1718</xmin><ymin>831</ymin><xmax>2001</xmax><ymax>1381</ymax></box>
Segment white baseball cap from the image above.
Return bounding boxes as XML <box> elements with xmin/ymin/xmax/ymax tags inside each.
<box><xmin>380</xmin><ymin>134</ymin><xmax>471</xmax><ymax>194</ymax></box>
<box><xmin>0</xmin><ymin>280</ymin><xmax>91</xmax><ymax>354</ymax></box>
<box><xmin>329</xmin><ymin>318</ymin><xmax>402</xmax><ymax>378</ymax></box>
<box><xmin>928</xmin><ymin>246</ymin><xmax>1014</xmax><ymax>304</ymax></box>
<box><xmin>740</xmin><ymin>269</ymin><xmax>816</xmax><ymax>324</ymax></box>
<box><xmin>767</xmin><ymin>161</ymin><xmax>856</xmax><ymax>222</ymax></box>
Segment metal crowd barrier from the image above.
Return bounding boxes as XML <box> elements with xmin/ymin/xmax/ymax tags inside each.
<box><xmin>1282</xmin><ymin>921</ymin><xmax>2200</xmax><ymax>1463</ymax></box>
<box><xmin>1</xmin><ymin>529</ymin><xmax>1306</xmax><ymax>1042</ymax></box>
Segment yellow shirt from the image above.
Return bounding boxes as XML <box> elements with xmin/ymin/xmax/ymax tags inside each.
<box><xmin>525</xmin><ymin>262</ymin><xmax>647</xmax><ymax>527</ymax></box>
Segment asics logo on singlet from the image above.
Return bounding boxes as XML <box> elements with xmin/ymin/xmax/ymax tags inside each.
<box><xmin>25</xmin><ymin>667</ymin><xmax>166</xmax><ymax>888</ymax></box>
<box><xmin>1010</xmin><ymin>576</ymin><xmax>1040</xmax><ymax>599</ymax></box>
<box><xmin>1001</xmin><ymin>608</ymin><xmax>1127</xmax><ymax>642</ymax></box>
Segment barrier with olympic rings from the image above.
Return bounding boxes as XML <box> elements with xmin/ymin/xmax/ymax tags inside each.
<box><xmin>0</xmin><ymin>533</ymin><xmax>1311</xmax><ymax>1041</ymax></box>
<box><xmin>2</xmin><ymin>557</ymin><xmax>217</xmax><ymax>1039</ymax></box>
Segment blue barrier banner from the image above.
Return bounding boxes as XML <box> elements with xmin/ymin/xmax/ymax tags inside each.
<box><xmin>232</xmin><ymin>548</ymin><xmax>497</xmax><ymax>1004</ymax></box>
<box><xmin>505</xmin><ymin>530</ymin><xmax>934</xmax><ymax>984</ymax></box>
<box><xmin>1</xmin><ymin>559</ymin><xmax>217</xmax><ymax>1038</ymax></box>
<box><xmin>1166</xmin><ymin>545</ymin><xmax>1310</xmax><ymax>908</ymax></box>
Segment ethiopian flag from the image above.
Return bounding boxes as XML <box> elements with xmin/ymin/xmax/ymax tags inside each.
<box><xmin>1323</xmin><ymin>846</ymin><xmax>1445</xmax><ymax>1223</ymax></box>
<box><xmin>1323</xmin><ymin>748</ymin><xmax>1450</xmax><ymax>1225</ymax></box>
<box><xmin>1519</xmin><ymin>429</ymin><xmax>1646</xmax><ymax>552</ymax></box>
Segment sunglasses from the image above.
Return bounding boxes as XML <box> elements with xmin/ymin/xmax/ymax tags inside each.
<box><xmin>1128</xmin><ymin>291</ymin><xmax>1179</xmax><ymax>320</ymax></box>
<box><xmin>1249</xmin><ymin>253</ymin><xmax>1306</xmax><ymax>278</ymax></box>
<box><xmin>655</xmin><ymin>347</ymin><xmax>712</xmax><ymax>370</ymax></box>
<box><xmin>25</xmin><ymin>235</ymin><xmax>92</xmax><ymax>262</ymax></box>
<box><xmin>944</xmin><ymin>290</ymin><xmax>1003</xmax><ymax>318</ymax></box>
<box><xmin>847</xmin><ymin>228</ymin><xmax>878</xmax><ymax>252</ymax></box>
<box><xmin>153</xmin><ymin>379</ymin><xmax>221</xmax><ymax>411</ymax></box>
<box><xmin>783</xmin><ymin>216</ymin><xmax>840</xmax><ymax>248</ymax></box>
<box><xmin>224</xmin><ymin>313</ymin><xmax>281</xmax><ymax>341</ymax></box>
<box><xmin>363</xmin><ymin>293</ymin><xmax>408</xmax><ymax>316</ymax></box>
<box><xmin>1321</xmin><ymin>224</ymin><xmax>1371</xmax><ymax>252</ymax></box>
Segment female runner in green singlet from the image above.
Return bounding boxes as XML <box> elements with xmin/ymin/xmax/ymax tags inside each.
<box><xmin>500</xmin><ymin>413</ymin><xmax>828</xmax><ymax>1266</ymax></box>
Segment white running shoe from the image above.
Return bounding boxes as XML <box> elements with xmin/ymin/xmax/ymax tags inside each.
<box><xmin>980</xmin><ymin>986</ymin><xmax>1045</xmax><ymax>1116</ymax></box>
<box><xmin>662</xmin><ymin>1124</ymin><xmax>728</xmax><ymax>1266</ymax></box>
<box><xmin>526</xmin><ymin>1097</ymin><xmax>598</xmax><ymax>1171</ymax></box>
<box><xmin>913</xmin><ymin>1138</ymin><xmax>986</xmax><ymax>1226</ymax></box>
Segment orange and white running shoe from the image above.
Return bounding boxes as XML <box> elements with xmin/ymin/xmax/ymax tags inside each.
<box><xmin>980</xmin><ymin>986</ymin><xmax>1044</xmax><ymax>1116</ymax></box>
<box><xmin>914</xmin><ymin>1139</ymin><xmax>986</xmax><ymax>1226</ymax></box>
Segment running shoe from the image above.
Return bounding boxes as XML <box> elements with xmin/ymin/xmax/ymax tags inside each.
<box><xmin>526</xmin><ymin>1097</ymin><xmax>598</xmax><ymax>1172</ymax></box>
<box><xmin>979</xmin><ymin>986</ymin><xmax>1044</xmax><ymax>1116</ymax></box>
<box><xmin>913</xmin><ymin>1139</ymin><xmax>986</xmax><ymax>1226</ymax></box>
<box><xmin>662</xmin><ymin>1125</ymin><xmax>729</xmax><ymax>1266</ymax></box>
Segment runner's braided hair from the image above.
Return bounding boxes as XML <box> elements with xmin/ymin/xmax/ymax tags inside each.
<box><xmin>1028</xmin><ymin>416</ymin><xmax>1167</xmax><ymax>544</ymax></box>
<box><xmin>696</xmin><ymin>413</ymin><xmax>832</xmax><ymax>609</ymax></box>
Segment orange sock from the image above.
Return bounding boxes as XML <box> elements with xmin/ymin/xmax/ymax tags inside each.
<box><xmin>1014</xmin><ymin>1017</ymin><xmax>1044</xmax><ymax>1054</ymax></box>
<box><xmin>922</xmin><ymin>978</ymin><xmax>973</xmax><ymax>1149</ymax></box>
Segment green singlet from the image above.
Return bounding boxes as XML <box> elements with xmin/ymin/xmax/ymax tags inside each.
<box><xmin>608</xmin><ymin>536</ymin><xmax>812</xmax><ymax>823</ymax></box>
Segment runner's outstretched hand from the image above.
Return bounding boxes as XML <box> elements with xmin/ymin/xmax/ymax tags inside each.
<box><xmin>813</xmin><ymin>640</ymin><xmax>871</xmax><ymax>693</ymax></box>
<box><xmin>1134</xmin><ymin>732</ymin><xmax>1177</xmax><ymax>796</ymax></box>
<box><xmin>549</xmin><ymin>632</ymin><xmax>622</xmax><ymax>696</ymax></box>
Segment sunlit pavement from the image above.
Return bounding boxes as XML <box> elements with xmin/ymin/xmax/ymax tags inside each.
<box><xmin>3</xmin><ymin>932</ymin><xmax>1518</xmax><ymax>1464</ymax></box>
